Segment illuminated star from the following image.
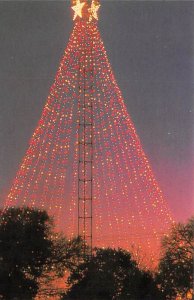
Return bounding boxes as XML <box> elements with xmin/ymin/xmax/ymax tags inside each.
<box><xmin>89</xmin><ymin>0</ymin><xmax>101</xmax><ymax>22</ymax></box>
<box><xmin>72</xmin><ymin>0</ymin><xmax>85</xmax><ymax>21</ymax></box>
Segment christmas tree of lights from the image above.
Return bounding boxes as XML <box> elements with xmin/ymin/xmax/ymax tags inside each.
<box><xmin>4</xmin><ymin>0</ymin><xmax>174</xmax><ymax>265</ymax></box>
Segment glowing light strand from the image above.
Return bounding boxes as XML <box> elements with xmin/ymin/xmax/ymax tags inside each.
<box><xmin>4</xmin><ymin>17</ymin><xmax>174</xmax><ymax>266</ymax></box>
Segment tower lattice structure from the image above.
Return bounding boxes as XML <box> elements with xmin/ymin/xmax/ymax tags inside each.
<box><xmin>78</xmin><ymin>22</ymin><xmax>94</xmax><ymax>256</ymax></box>
<box><xmin>4</xmin><ymin>0</ymin><xmax>174</xmax><ymax>265</ymax></box>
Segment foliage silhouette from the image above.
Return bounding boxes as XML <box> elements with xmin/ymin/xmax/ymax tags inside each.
<box><xmin>157</xmin><ymin>217</ymin><xmax>193</xmax><ymax>299</ymax></box>
<box><xmin>0</xmin><ymin>207</ymin><xmax>53</xmax><ymax>299</ymax></box>
<box><xmin>63</xmin><ymin>248</ymin><xmax>162</xmax><ymax>300</ymax></box>
<box><xmin>0</xmin><ymin>207</ymin><xmax>84</xmax><ymax>299</ymax></box>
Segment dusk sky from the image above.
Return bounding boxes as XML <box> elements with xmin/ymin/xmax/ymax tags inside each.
<box><xmin>0</xmin><ymin>0</ymin><xmax>193</xmax><ymax>222</ymax></box>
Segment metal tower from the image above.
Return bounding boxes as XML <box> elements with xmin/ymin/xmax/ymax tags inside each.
<box><xmin>77</xmin><ymin>21</ymin><xmax>95</xmax><ymax>258</ymax></box>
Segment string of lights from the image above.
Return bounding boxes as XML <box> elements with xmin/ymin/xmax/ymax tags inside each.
<box><xmin>4</xmin><ymin>0</ymin><xmax>174</xmax><ymax>266</ymax></box>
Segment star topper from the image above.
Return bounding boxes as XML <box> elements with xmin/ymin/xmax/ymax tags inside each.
<box><xmin>71</xmin><ymin>0</ymin><xmax>85</xmax><ymax>21</ymax></box>
<box><xmin>88</xmin><ymin>0</ymin><xmax>101</xmax><ymax>22</ymax></box>
<box><xmin>71</xmin><ymin>0</ymin><xmax>100</xmax><ymax>22</ymax></box>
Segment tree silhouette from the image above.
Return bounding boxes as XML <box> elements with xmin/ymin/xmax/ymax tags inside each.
<box><xmin>157</xmin><ymin>217</ymin><xmax>193</xmax><ymax>299</ymax></box>
<box><xmin>0</xmin><ymin>207</ymin><xmax>53</xmax><ymax>299</ymax></box>
<box><xmin>38</xmin><ymin>235</ymin><xmax>86</xmax><ymax>298</ymax></box>
<box><xmin>0</xmin><ymin>207</ymin><xmax>84</xmax><ymax>299</ymax></box>
<box><xmin>63</xmin><ymin>248</ymin><xmax>162</xmax><ymax>300</ymax></box>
